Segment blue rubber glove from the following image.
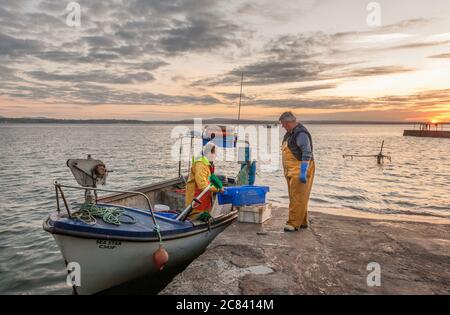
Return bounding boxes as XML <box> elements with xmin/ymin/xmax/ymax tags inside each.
<box><xmin>299</xmin><ymin>161</ymin><xmax>309</xmax><ymax>183</ymax></box>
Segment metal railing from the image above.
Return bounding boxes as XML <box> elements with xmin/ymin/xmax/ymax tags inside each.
<box><xmin>54</xmin><ymin>181</ymin><xmax>163</xmax><ymax>242</ymax></box>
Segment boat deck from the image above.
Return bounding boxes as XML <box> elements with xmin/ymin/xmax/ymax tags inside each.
<box><xmin>47</xmin><ymin>204</ymin><xmax>194</xmax><ymax>239</ymax></box>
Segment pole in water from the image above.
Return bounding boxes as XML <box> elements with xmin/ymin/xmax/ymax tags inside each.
<box><xmin>377</xmin><ymin>140</ymin><xmax>384</xmax><ymax>164</ymax></box>
<box><xmin>342</xmin><ymin>140</ymin><xmax>391</xmax><ymax>164</ymax></box>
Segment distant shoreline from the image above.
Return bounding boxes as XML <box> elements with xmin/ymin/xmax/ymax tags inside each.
<box><xmin>0</xmin><ymin>117</ymin><xmax>437</xmax><ymax>125</ymax></box>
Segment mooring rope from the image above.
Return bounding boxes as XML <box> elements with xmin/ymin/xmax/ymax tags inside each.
<box><xmin>72</xmin><ymin>202</ymin><xmax>136</xmax><ymax>226</ymax></box>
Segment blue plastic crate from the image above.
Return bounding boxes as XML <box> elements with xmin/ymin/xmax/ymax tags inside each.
<box><xmin>218</xmin><ymin>185</ymin><xmax>270</xmax><ymax>206</ymax></box>
<box><xmin>217</xmin><ymin>192</ymin><xmax>233</xmax><ymax>205</ymax></box>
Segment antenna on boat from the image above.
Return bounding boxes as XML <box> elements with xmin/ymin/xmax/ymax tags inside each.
<box><xmin>343</xmin><ymin>140</ymin><xmax>392</xmax><ymax>165</ymax></box>
<box><xmin>236</xmin><ymin>72</ymin><xmax>244</xmax><ymax>141</ymax></box>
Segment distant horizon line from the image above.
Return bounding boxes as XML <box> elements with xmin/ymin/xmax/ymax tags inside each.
<box><xmin>0</xmin><ymin>116</ymin><xmax>448</xmax><ymax>125</ymax></box>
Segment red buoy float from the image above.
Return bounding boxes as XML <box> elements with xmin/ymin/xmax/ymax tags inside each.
<box><xmin>153</xmin><ymin>244</ymin><xmax>169</xmax><ymax>271</ymax></box>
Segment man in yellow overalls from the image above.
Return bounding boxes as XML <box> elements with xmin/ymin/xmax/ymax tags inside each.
<box><xmin>279</xmin><ymin>112</ymin><xmax>315</xmax><ymax>232</ymax></box>
<box><xmin>185</xmin><ymin>142</ymin><xmax>223</xmax><ymax>220</ymax></box>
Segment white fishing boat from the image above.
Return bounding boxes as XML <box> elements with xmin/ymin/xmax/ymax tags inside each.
<box><xmin>43</xmin><ymin>155</ymin><xmax>237</xmax><ymax>294</ymax></box>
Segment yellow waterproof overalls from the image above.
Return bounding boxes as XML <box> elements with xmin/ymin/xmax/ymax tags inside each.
<box><xmin>282</xmin><ymin>141</ymin><xmax>315</xmax><ymax>228</ymax></box>
<box><xmin>185</xmin><ymin>156</ymin><xmax>219</xmax><ymax>219</ymax></box>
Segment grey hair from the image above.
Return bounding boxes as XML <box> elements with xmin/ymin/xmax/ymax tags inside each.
<box><xmin>278</xmin><ymin>111</ymin><xmax>297</xmax><ymax>122</ymax></box>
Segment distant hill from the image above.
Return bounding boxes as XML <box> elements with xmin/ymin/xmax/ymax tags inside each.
<box><xmin>0</xmin><ymin>116</ymin><xmax>429</xmax><ymax>125</ymax></box>
<box><xmin>0</xmin><ymin>117</ymin><xmax>275</xmax><ymax>125</ymax></box>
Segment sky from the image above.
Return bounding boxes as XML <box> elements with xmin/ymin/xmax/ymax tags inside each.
<box><xmin>1</xmin><ymin>0</ymin><xmax>450</xmax><ymax>122</ymax></box>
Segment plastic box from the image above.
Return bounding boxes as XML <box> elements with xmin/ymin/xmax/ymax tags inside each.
<box><xmin>218</xmin><ymin>185</ymin><xmax>270</xmax><ymax>206</ymax></box>
<box><xmin>237</xmin><ymin>203</ymin><xmax>272</xmax><ymax>224</ymax></box>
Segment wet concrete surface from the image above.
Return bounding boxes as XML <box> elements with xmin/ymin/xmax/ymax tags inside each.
<box><xmin>160</xmin><ymin>207</ymin><xmax>450</xmax><ymax>295</ymax></box>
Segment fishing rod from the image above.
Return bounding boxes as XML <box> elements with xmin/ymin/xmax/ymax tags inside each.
<box><xmin>343</xmin><ymin>140</ymin><xmax>392</xmax><ymax>164</ymax></box>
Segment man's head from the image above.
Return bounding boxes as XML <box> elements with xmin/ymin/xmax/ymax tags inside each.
<box><xmin>203</xmin><ymin>142</ymin><xmax>217</xmax><ymax>162</ymax></box>
<box><xmin>279</xmin><ymin>111</ymin><xmax>298</xmax><ymax>132</ymax></box>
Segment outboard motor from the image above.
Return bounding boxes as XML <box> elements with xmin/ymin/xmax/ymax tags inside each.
<box><xmin>66</xmin><ymin>155</ymin><xmax>108</xmax><ymax>203</ymax></box>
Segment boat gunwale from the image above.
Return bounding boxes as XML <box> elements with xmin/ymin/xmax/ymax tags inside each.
<box><xmin>45</xmin><ymin>175</ymin><xmax>238</xmax><ymax>241</ymax></box>
<box><xmin>43</xmin><ymin>210</ymin><xmax>238</xmax><ymax>242</ymax></box>
<box><xmin>98</xmin><ymin>177</ymin><xmax>185</xmax><ymax>204</ymax></box>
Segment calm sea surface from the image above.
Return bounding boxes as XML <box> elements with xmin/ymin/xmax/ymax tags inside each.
<box><xmin>0</xmin><ymin>123</ymin><xmax>449</xmax><ymax>294</ymax></box>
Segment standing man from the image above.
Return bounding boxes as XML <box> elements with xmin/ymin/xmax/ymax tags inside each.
<box><xmin>279</xmin><ymin>112</ymin><xmax>315</xmax><ymax>232</ymax></box>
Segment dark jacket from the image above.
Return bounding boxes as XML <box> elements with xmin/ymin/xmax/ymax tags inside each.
<box><xmin>282</xmin><ymin>123</ymin><xmax>314</xmax><ymax>161</ymax></box>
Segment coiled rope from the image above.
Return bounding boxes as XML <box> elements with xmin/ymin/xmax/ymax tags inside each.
<box><xmin>72</xmin><ymin>202</ymin><xmax>136</xmax><ymax>226</ymax></box>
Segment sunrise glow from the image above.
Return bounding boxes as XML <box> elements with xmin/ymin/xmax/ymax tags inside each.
<box><xmin>1</xmin><ymin>1</ymin><xmax>450</xmax><ymax>122</ymax></box>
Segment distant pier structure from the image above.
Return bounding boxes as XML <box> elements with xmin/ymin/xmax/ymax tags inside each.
<box><xmin>403</xmin><ymin>122</ymin><xmax>450</xmax><ymax>138</ymax></box>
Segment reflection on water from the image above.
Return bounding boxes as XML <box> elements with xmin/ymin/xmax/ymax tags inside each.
<box><xmin>0</xmin><ymin>123</ymin><xmax>449</xmax><ymax>294</ymax></box>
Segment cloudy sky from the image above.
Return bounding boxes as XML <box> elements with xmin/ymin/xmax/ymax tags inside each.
<box><xmin>1</xmin><ymin>0</ymin><xmax>450</xmax><ymax>121</ymax></box>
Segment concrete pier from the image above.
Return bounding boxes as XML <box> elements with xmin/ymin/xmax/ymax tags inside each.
<box><xmin>403</xmin><ymin>130</ymin><xmax>450</xmax><ymax>138</ymax></box>
<box><xmin>160</xmin><ymin>206</ymin><xmax>450</xmax><ymax>295</ymax></box>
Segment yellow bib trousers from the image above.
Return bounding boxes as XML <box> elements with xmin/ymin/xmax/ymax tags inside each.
<box><xmin>282</xmin><ymin>142</ymin><xmax>315</xmax><ymax>228</ymax></box>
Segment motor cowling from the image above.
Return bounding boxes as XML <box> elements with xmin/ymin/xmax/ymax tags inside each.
<box><xmin>67</xmin><ymin>154</ymin><xmax>108</xmax><ymax>188</ymax></box>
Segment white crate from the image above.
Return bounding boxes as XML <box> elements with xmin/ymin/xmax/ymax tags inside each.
<box><xmin>237</xmin><ymin>203</ymin><xmax>272</xmax><ymax>224</ymax></box>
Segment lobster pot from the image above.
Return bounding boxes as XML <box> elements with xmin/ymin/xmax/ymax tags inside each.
<box><xmin>237</xmin><ymin>203</ymin><xmax>272</xmax><ymax>224</ymax></box>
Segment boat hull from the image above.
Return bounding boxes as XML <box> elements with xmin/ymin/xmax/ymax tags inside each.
<box><xmin>45</xmin><ymin>176</ymin><xmax>237</xmax><ymax>294</ymax></box>
<box><xmin>52</xmin><ymin>217</ymin><xmax>235</xmax><ymax>295</ymax></box>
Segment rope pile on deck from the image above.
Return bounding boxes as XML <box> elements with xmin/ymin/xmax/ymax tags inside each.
<box><xmin>72</xmin><ymin>202</ymin><xmax>136</xmax><ymax>226</ymax></box>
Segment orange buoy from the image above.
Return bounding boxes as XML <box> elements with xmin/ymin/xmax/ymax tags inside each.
<box><xmin>153</xmin><ymin>244</ymin><xmax>169</xmax><ymax>271</ymax></box>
